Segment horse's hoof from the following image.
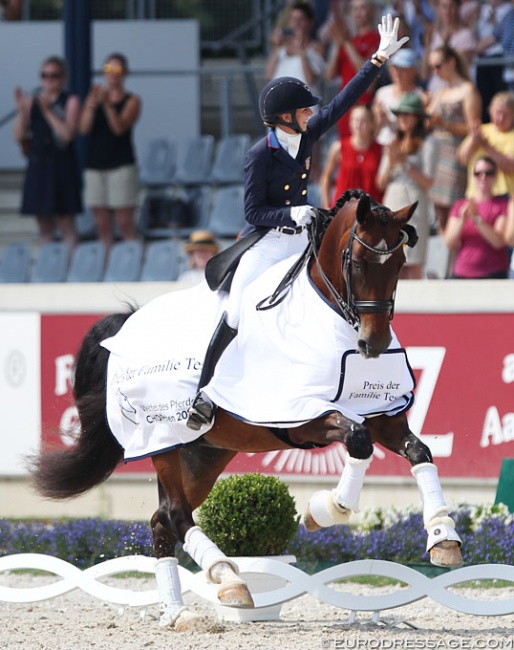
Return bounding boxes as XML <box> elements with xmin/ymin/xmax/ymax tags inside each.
<box><xmin>430</xmin><ymin>540</ymin><xmax>463</xmax><ymax>568</ymax></box>
<box><xmin>303</xmin><ymin>506</ymin><xmax>321</xmax><ymax>532</ymax></box>
<box><xmin>218</xmin><ymin>581</ymin><xmax>255</xmax><ymax>608</ymax></box>
<box><xmin>174</xmin><ymin>609</ymin><xmax>204</xmax><ymax>632</ymax></box>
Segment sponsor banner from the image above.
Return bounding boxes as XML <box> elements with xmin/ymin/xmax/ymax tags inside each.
<box><xmin>0</xmin><ymin>312</ymin><xmax>40</xmax><ymax>475</ymax></box>
<box><xmin>38</xmin><ymin>313</ymin><xmax>514</xmax><ymax>480</ymax></box>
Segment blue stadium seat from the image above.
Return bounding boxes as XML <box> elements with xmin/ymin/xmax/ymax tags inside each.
<box><xmin>30</xmin><ymin>242</ymin><xmax>70</xmax><ymax>283</ymax></box>
<box><xmin>172</xmin><ymin>135</ymin><xmax>214</xmax><ymax>186</ymax></box>
<box><xmin>67</xmin><ymin>241</ymin><xmax>107</xmax><ymax>282</ymax></box>
<box><xmin>140</xmin><ymin>239</ymin><xmax>181</xmax><ymax>281</ymax></box>
<box><xmin>209</xmin><ymin>134</ymin><xmax>250</xmax><ymax>184</ymax></box>
<box><xmin>103</xmin><ymin>240</ymin><xmax>144</xmax><ymax>282</ymax></box>
<box><xmin>139</xmin><ymin>137</ymin><xmax>177</xmax><ymax>188</ymax></box>
<box><xmin>0</xmin><ymin>242</ymin><xmax>32</xmax><ymax>283</ymax></box>
<box><xmin>206</xmin><ymin>184</ymin><xmax>246</xmax><ymax>238</ymax></box>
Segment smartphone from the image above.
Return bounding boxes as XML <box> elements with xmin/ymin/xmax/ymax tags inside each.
<box><xmin>281</xmin><ymin>27</ymin><xmax>295</xmax><ymax>37</ymax></box>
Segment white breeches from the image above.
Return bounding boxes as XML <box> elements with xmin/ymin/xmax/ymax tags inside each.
<box><xmin>226</xmin><ymin>228</ymin><xmax>308</xmax><ymax>329</ymax></box>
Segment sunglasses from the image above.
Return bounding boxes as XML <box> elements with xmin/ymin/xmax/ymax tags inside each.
<box><xmin>473</xmin><ymin>169</ymin><xmax>495</xmax><ymax>178</ymax></box>
<box><xmin>431</xmin><ymin>63</ymin><xmax>444</xmax><ymax>71</ymax></box>
<box><xmin>103</xmin><ymin>63</ymin><xmax>124</xmax><ymax>75</ymax></box>
<box><xmin>40</xmin><ymin>71</ymin><xmax>62</xmax><ymax>80</ymax></box>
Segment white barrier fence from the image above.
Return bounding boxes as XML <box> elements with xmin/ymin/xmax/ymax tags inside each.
<box><xmin>1</xmin><ymin>554</ymin><xmax>514</xmax><ymax>619</ymax></box>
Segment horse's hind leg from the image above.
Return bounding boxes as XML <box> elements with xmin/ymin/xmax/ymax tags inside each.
<box><xmin>304</xmin><ymin>423</ymin><xmax>373</xmax><ymax>531</ymax></box>
<box><xmin>367</xmin><ymin>414</ymin><xmax>463</xmax><ymax>568</ymax></box>
<box><xmin>152</xmin><ymin>445</ymin><xmax>253</xmax><ymax>625</ymax></box>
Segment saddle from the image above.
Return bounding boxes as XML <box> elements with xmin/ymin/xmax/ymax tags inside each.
<box><xmin>205</xmin><ymin>229</ymin><xmax>269</xmax><ymax>292</ymax></box>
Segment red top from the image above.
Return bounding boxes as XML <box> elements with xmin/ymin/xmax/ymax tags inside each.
<box><xmin>332</xmin><ymin>137</ymin><xmax>383</xmax><ymax>206</ymax></box>
<box><xmin>336</xmin><ymin>32</ymin><xmax>380</xmax><ymax>138</ymax></box>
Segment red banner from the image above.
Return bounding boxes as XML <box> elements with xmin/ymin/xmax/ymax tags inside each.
<box><xmin>40</xmin><ymin>313</ymin><xmax>514</xmax><ymax>479</ymax></box>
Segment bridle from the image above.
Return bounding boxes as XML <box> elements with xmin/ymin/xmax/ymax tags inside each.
<box><xmin>256</xmin><ymin>189</ymin><xmax>417</xmax><ymax>322</ymax></box>
<box><xmin>312</xmin><ymin>198</ymin><xmax>416</xmax><ymax>329</ymax></box>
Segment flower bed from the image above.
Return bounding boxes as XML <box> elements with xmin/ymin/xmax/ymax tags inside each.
<box><xmin>1</xmin><ymin>504</ymin><xmax>512</xmax><ymax>571</ymax></box>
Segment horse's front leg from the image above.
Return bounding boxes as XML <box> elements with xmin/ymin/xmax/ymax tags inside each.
<box><xmin>366</xmin><ymin>414</ymin><xmax>463</xmax><ymax>568</ymax></box>
<box><xmin>303</xmin><ymin>419</ymin><xmax>374</xmax><ymax>531</ymax></box>
<box><xmin>152</xmin><ymin>447</ymin><xmax>254</xmax><ymax>628</ymax></box>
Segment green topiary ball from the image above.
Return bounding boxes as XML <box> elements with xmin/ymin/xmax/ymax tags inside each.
<box><xmin>197</xmin><ymin>473</ymin><xmax>300</xmax><ymax>556</ymax></box>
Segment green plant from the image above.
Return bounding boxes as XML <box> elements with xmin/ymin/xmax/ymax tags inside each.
<box><xmin>197</xmin><ymin>473</ymin><xmax>300</xmax><ymax>556</ymax></box>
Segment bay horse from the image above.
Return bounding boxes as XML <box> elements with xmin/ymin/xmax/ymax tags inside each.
<box><xmin>28</xmin><ymin>190</ymin><xmax>462</xmax><ymax>630</ymax></box>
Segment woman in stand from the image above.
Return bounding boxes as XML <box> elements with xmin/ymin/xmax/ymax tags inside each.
<box><xmin>445</xmin><ymin>156</ymin><xmax>509</xmax><ymax>279</ymax></box>
<box><xmin>187</xmin><ymin>14</ymin><xmax>409</xmax><ymax>430</ymax></box>
<box><xmin>376</xmin><ymin>92</ymin><xmax>435</xmax><ymax>279</ymax></box>
<box><xmin>426</xmin><ymin>44</ymin><xmax>482</xmax><ymax>232</ymax></box>
<box><xmin>13</xmin><ymin>56</ymin><xmax>81</xmax><ymax>247</ymax></box>
<box><xmin>319</xmin><ymin>105</ymin><xmax>383</xmax><ymax>209</ymax></box>
<box><xmin>79</xmin><ymin>52</ymin><xmax>141</xmax><ymax>249</ymax></box>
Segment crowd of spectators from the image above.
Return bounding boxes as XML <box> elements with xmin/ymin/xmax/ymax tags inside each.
<box><xmin>270</xmin><ymin>0</ymin><xmax>514</xmax><ymax>279</ymax></box>
<box><xmin>7</xmin><ymin>0</ymin><xmax>514</xmax><ymax>281</ymax></box>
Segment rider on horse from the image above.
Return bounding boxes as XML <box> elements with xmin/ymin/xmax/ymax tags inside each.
<box><xmin>186</xmin><ymin>15</ymin><xmax>409</xmax><ymax>431</ymax></box>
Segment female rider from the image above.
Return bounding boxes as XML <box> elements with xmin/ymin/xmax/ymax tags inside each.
<box><xmin>187</xmin><ymin>14</ymin><xmax>408</xmax><ymax>430</ymax></box>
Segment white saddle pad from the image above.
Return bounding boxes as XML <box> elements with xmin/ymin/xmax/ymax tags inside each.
<box><xmin>102</xmin><ymin>261</ymin><xmax>414</xmax><ymax>462</ymax></box>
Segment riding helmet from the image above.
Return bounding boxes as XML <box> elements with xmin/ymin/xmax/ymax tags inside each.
<box><xmin>259</xmin><ymin>76</ymin><xmax>321</xmax><ymax>130</ymax></box>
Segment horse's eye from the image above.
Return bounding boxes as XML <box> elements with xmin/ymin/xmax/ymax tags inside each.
<box><xmin>351</xmin><ymin>258</ymin><xmax>362</xmax><ymax>271</ymax></box>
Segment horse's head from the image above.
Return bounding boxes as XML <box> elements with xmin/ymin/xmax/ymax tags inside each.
<box><xmin>311</xmin><ymin>190</ymin><xmax>418</xmax><ymax>359</ymax></box>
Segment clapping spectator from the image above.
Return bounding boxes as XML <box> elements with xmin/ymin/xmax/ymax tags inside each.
<box><xmin>376</xmin><ymin>93</ymin><xmax>435</xmax><ymax>278</ymax></box>
<box><xmin>372</xmin><ymin>47</ymin><xmax>425</xmax><ymax>146</ymax></box>
<box><xmin>475</xmin><ymin>0</ymin><xmax>512</xmax><ymax>120</ymax></box>
<box><xmin>325</xmin><ymin>0</ymin><xmax>380</xmax><ymax>138</ymax></box>
<box><xmin>266</xmin><ymin>1</ymin><xmax>326</xmax><ymax>105</ymax></box>
<box><xmin>445</xmin><ymin>156</ymin><xmax>509</xmax><ymax>278</ymax></box>
<box><xmin>79</xmin><ymin>53</ymin><xmax>141</xmax><ymax>249</ymax></box>
<box><xmin>426</xmin><ymin>45</ymin><xmax>482</xmax><ymax>232</ymax></box>
<box><xmin>13</xmin><ymin>56</ymin><xmax>81</xmax><ymax>248</ymax></box>
<box><xmin>458</xmin><ymin>91</ymin><xmax>514</xmax><ymax>200</ymax></box>
<box><xmin>319</xmin><ymin>105</ymin><xmax>382</xmax><ymax>208</ymax></box>
<box><xmin>421</xmin><ymin>0</ymin><xmax>477</xmax><ymax>91</ymax></box>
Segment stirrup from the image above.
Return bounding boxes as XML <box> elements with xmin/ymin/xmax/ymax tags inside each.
<box><xmin>186</xmin><ymin>393</ymin><xmax>216</xmax><ymax>430</ymax></box>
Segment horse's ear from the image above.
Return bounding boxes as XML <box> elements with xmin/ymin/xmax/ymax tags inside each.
<box><xmin>356</xmin><ymin>194</ymin><xmax>372</xmax><ymax>225</ymax></box>
<box><xmin>394</xmin><ymin>201</ymin><xmax>418</xmax><ymax>225</ymax></box>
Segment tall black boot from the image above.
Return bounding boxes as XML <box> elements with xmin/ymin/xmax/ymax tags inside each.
<box><xmin>186</xmin><ymin>312</ymin><xmax>237</xmax><ymax>430</ymax></box>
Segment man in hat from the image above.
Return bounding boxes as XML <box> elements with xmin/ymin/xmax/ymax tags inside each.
<box><xmin>187</xmin><ymin>14</ymin><xmax>409</xmax><ymax>430</ymax></box>
<box><xmin>178</xmin><ymin>230</ymin><xmax>220</xmax><ymax>285</ymax></box>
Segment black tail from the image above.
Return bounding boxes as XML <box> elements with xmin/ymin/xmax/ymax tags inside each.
<box><xmin>29</xmin><ymin>310</ymin><xmax>135</xmax><ymax>499</ymax></box>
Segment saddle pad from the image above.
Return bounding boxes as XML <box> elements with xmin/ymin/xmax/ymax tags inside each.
<box><xmin>204</xmin><ymin>262</ymin><xmax>415</xmax><ymax>426</ymax></box>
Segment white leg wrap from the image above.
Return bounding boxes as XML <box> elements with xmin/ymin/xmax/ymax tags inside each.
<box><xmin>411</xmin><ymin>462</ymin><xmax>449</xmax><ymax>526</ymax></box>
<box><xmin>333</xmin><ymin>454</ymin><xmax>373</xmax><ymax>512</ymax></box>
<box><xmin>308</xmin><ymin>489</ymin><xmax>351</xmax><ymax>528</ymax></box>
<box><xmin>183</xmin><ymin>525</ymin><xmax>239</xmax><ymax>582</ymax></box>
<box><xmin>425</xmin><ymin>516</ymin><xmax>462</xmax><ymax>552</ymax></box>
<box><xmin>154</xmin><ymin>557</ymin><xmax>188</xmax><ymax>627</ymax></box>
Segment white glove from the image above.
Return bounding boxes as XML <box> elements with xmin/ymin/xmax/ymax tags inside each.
<box><xmin>375</xmin><ymin>14</ymin><xmax>410</xmax><ymax>60</ymax></box>
<box><xmin>290</xmin><ymin>205</ymin><xmax>315</xmax><ymax>227</ymax></box>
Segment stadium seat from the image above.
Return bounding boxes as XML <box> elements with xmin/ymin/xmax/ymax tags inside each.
<box><xmin>172</xmin><ymin>135</ymin><xmax>214</xmax><ymax>186</ymax></box>
<box><xmin>140</xmin><ymin>239</ymin><xmax>181</xmax><ymax>281</ymax></box>
<box><xmin>207</xmin><ymin>184</ymin><xmax>246</xmax><ymax>238</ymax></box>
<box><xmin>30</xmin><ymin>242</ymin><xmax>70</xmax><ymax>283</ymax></box>
<box><xmin>103</xmin><ymin>240</ymin><xmax>144</xmax><ymax>282</ymax></box>
<box><xmin>0</xmin><ymin>242</ymin><xmax>32</xmax><ymax>283</ymax></box>
<box><xmin>209</xmin><ymin>134</ymin><xmax>250</xmax><ymax>184</ymax></box>
<box><xmin>66</xmin><ymin>241</ymin><xmax>107</xmax><ymax>282</ymax></box>
<box><xmin>139</xmin><ymin>137</ymin><xmax>177</xmax><ymax>188</ymax></box>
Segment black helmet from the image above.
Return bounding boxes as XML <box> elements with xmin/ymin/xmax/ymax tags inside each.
<box><xmin>259</xmin><ymin>76</ymin><xmax>321</xmax><ymax>132</ymax></box>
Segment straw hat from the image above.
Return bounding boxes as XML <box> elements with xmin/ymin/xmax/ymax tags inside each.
<box><xmin>391</xmin><ymin>93</ymin><xmax>428</xmax><ymax>117</ymax></box>
<box><xmin>184</xmin><ymin>230</ymin><xmax>220</xmax><ymax>254</ymax></box>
